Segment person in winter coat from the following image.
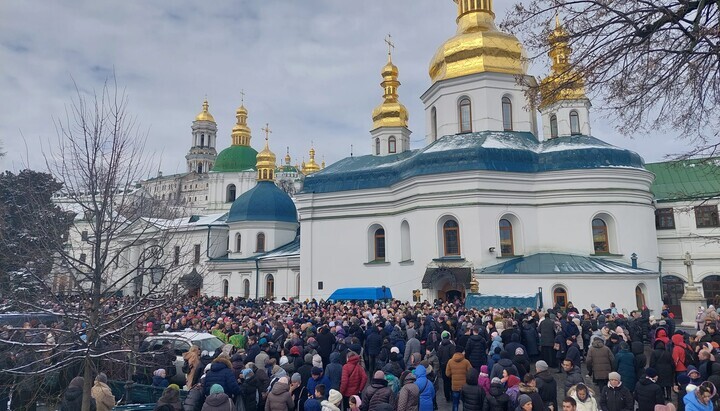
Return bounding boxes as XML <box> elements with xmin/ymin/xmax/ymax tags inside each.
<box><xmin>521</xmin><ymin>321</ymin><xmax>540</xmax><ymax>361</ymax></box>
<box><xmin>265</xmin><ymin>376</ymin><xmax>294</xmax><ymax>411</ymax></box>
<box><xmin>586</xmin><ymin>337</ymin><xmax>614</xmax><ymax>388</ymax></box>
<box><xmin>490</xmin><ymin>352</ymin><xmax>519</xmax><ymax>380</ymax></box>
<box><xmin>59</xmin><ymin>377</ymin><xmax>97</xmax><ymax>411</ymax></box>
<box><xmin>397</xmin><ymin>371</ymin><xmax>420</xmax><ymax>411</ymax></box>
<box><xmin>153</xmin><ymin>368</ymin><xmax>170</xmax><ymax>388</ymax></box>
<box><xmin>308</xmin><ymin>367</ymin><xmax>332</xmax><ymax>399</ymax></box>
<box><xmin>564</xmin><ymin>337</ymin><xmax>582</xmax><ymax>368</ymax></box>
<box><xmin>631</xmin><ymin>341</ymin><xmax>648</xmax><ymax>380</ymax></box>
<box><xmin>414</xmin><ymin>364</ymin><xmax>435</xmax><ymax>411</ymax></box>
<box><xmin>484</xmin><ymin>377</ymin><xmax>511</xmax><ymax>411</ymax></box>
<box><xmin>478</xmin><ymin>364</ymin><xmax>491</xmax><ymax>395</ymax></box>
<box><xmin>325</xmin><ymin>352</ymin><xmax>343</xmax><ymax>391</ymax></box>
<box><xmin>437</xmin><ymin>332</ymin><xmax>456</xmax><ymax>402</ymax></box>
<box><xmin>446</xmin><ymin>346</ymin><xmax>472</xmax><ymax>411</ymax></box>
<box><xmin>518</xmin><ymin>374</ymin><xmax>544</xmax><ymax>411</ymax></box>
<box><xmin>682</xmin><ymin>381</ymin><xmax>714</xmax><ymax>411</ymax></box>
<box><xmin>488</xmin><ymin>347</ymin><xmax>502</xmax><ymax>374</ymax></box>
<box><xmin>183</xmin><ymin>380</ymin><xmax>205</xmax><ymax>411</ymax></box>
<box><xmin>361</xmin><ymin>370</ymin><xmax>397</xmax><ymax>411</ymax></box>
<box><xmin>91</xmin><ymin>373</ymin><xmax>116</xmax><ymax>411</ymax></box>
<box><xmin>203</xmin><ymin>356</ymin><xmax>241</xmax><ymax>398</ymax></box>
<box><xmin>671</xmin><ymin>334</ymin><xmax>689</xmax><ymax>374</ymax></box>
<box><xmin>517</xmin><ymin>394</ymin><xmax>534</xmax><ymax>411</ymax></box>
<box><xmin>490</xmin><ymin>334</ymin><xmax>504</xmax><ymax>356</ymax></box>
<box><xmin>465</xmin><ymin>327</ymin><xmax>488</xmax><ymax>368</ymax></box>
<box><xmin>461</xmin><ymin>368</ymin><xmax>486</xmax><ymax>411</ymax></box>
<box><xmin>505</xmin><ymin>334</ymin><xmax>526</xmax><ymax>362</ymax></box>
<box><xmin>512</xmin><ymin>348</ymin><xmax>531</xmax><ymax>380</ymax></box>
<box><xmin>538</xmin><ymin>314</ymin><xmax>557</xmax><ymax>368</ymax></box>
<box><xmin>633</xmin><ymin>368</ymin><xmax>664</xmax><ymax>411</ymax></box>
<box><xmin>238</xmin><ymin>369</ymin><xmax>260</xmax><ymax>411</ymax></box>
<box><xmin>562</xmin><ymin>359</ymin><xmax>584</xmax><ymax>395</ymax></box>
<box><xmin>183</xmin><ymin>345</ymin><xmax>202</xmax><ymax>390</ymax></box>
<box><xmin>155</xmin><ymin>384</ymin><xmax>183</xmax><ymax>411</ymax></box>
<box><xmin>321</xmin><ymin>389</ymin><xmax>343</xmax><ymax>411</ymax></box>
<box><xmin>613</xmin><ymin>343</ymin><xmax>637</xmax><ymax>392</ymax></box>
<box><xmin>202</xmin><ymin>384</ymin><xmax>234</xmax><ymax>411</ymax></box>
<box><xmin>340</xmin><ymin>353</ymin><xmax>368</xmax><ymax>400</ymax></box>
<box><xmin>534</xmin><ymin>361</ymin><xmax>557</xmax><ymax>411</ymax></box>
<box><xmin>598</xmin><ymin>372</ymin><xmax>633</xmax><ymax>411</ymax></box>
<box><xmin>567</xmin><ymin>384</ymin><xmax>598</xmax><ymax>411</ymax></box>
<box><xmin>649</xmin><ymin>340</ymin><xmax>674</xmax><ymax>400</ymax></box>
<box><xmin>405</xmin><ymin>334</ymin><xmax>422</xmax><ymax>368</ymax></box>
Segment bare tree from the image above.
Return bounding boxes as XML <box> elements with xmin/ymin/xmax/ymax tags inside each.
<box><xmin>0</xmin><ymin>78</ymin><xmax>197</xmax><ymax>411</ymax></box>
<box><xmin>503</xmin><ymin>1</ymin><xmax>720</xmax><ymax>156</ymax></box>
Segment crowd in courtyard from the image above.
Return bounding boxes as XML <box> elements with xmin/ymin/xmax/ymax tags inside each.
<box><xmin>3</xmin><ymin>295</ymin><xmax>720</xmax><ymax>411</ymax></box>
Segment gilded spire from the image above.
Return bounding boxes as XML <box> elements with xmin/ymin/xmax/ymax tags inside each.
<box><xmin>256</xmin><ymin>123</ymin><xmax>276</xmax><ymax>182</ymax></box>
<box><xmin>195</xmin><ymin>99</ymin><xmax>216</xmax><ymax>122</ymax></box>
<box><xmin>231</xmin><ymin>102</ymin><xmax>252</xmax><ymax>146</ymax></box>
<box><xmin>429</xmin><ymin>0</ymin><xmax>525</xmax><ymax>82</ymax></box>
<box><xmin>539</xmin><ymin>16</ymin><xmax>587</xmax><ymax>108</ymax></box>
<box><xmin>302</xmin><ymin>146</ymin><xmax>321</xmax><ymax>174</ymax></box>
<box><xmin>371</xmin><ymin>34</ymin><xmax>409</xmax><ymax>130</ymax></box>
<box><xmin>285</xmin><ymin>146</ymin><xmax>292</xmax><ymax>165</ymax></box>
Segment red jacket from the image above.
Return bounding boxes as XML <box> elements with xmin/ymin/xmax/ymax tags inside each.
<box><xmin>671</xmin><ymin>334</ymin><xmax>687</xmax><ymax>372</ymax></box>
<box><xmin>340</xmin><ymin>354</ymin><xmax>367</xmax><ymax>397</ymax></box>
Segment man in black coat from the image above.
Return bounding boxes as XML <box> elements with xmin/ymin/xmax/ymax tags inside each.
<box><xmin>599</xmin><ymin>371</ymin><xmax>634</xmax><ymax>411</ymax></box>
<box><xmin>538</xmin><ymin>314</ymin><xmax>557</xmax><ymax>368</ymax></box>
<box><xmin>633</xmin><ymin>368</ymin><xmax>665</xmax><ymax>411</ymax></box>
<box><xmin>564</xmin><ymin>337</ymin><xmax>582</xmax><ymax>368</ymax></box>
<box><xmin>315</xmin><ymin>325</ymin><xmax>335</xmax><ymax>368</ymax></box>
<box><xmin>464</xmin><ymin>326</ymin><xmax>487</xmax><ymax>369</ymax></box>
<box><xmin>534</xmin><ymin>361</ymin><xmax>557</xmax><ymax>411</ymax></box>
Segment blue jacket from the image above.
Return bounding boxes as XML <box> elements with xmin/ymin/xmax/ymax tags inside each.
<box><xmin>683</xmin><ymin>391</ymin><xmax>713</xmax><ymax>411</ymax></box>
<box><xmin>325</xmin><ymin>352</ymin><xmax>343</xmax><ymax>391</ymax></box>
<box><xmin>151</xmin><ymin>375</ymin><xmax>169</xmax><ymax>388</ymax></box>
<box><xmin>203</xmin><ymin>359</ymin><xmax>241</xmax><ymax>397</ymax></box>
<box><xmin>304</xmin><ymin>398</ymin><xmax>322</xmax><ymax>411</ymax></box>
<box><xmin>415</xmin><ymin>365</ymin><xmax>435</xmax><ymax>411</ymax></box>
<box><xmin>613</xmin><ymin>349</ymin><xmax>637</xmax><ymax>392</ymax></box>
<box><xmin>307</xmin><ymin>374</ymin><xmax>331</xmax><ymax>398</ymax></box>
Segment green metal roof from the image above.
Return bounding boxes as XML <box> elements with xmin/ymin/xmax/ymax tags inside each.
<box><xmin>479</xmin><ymin>253</ymin><xmax>653</xmax><ymax>274</ymax></box>
<box><xmin>646</xmin><ymin>159</ymin><xmax>720</xmax><ymax>201</ymax></box>
<box><xmin>212</xmin><ymin>145</ymin><xmax>258</xmax><ymax>172</ymax></box>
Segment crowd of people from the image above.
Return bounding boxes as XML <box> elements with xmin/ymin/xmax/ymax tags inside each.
<box><xmin>4</xmin><ymin>295</ymin><xmax>720</xmax><ymax>411</ymax></box>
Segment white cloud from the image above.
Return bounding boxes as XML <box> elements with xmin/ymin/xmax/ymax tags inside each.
<box><xmin>0</xmin><ymin>0</ymin><xmax>687</xmax><ymax>174</ymax></box>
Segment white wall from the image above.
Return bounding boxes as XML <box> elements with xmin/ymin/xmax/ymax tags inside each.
<box><xmin>206</xmin><ymin>171</ymin><xmax>257</xmax><ymax>212</ymax></box>
<box><xmin>539</xmin><ymin>99</ymin><xmax>592</xmax><ymax>139</ymax></box>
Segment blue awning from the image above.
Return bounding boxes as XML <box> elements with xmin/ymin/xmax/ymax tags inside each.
<box><xmin>327</xmin><ymin>287</ymin><xmax>393</xmax><ymax>302</ymax></box>
<box><xmin>465</xmin><ymin>293</ymin><xmax>541</xmax><ymax>310</ymax></box>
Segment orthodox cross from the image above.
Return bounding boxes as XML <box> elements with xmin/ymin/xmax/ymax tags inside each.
<box><xmin>239</xmin><ymin>89</ymin><xmax>245</xmax><ymax>104</ymax></box>
<box><xmin>262</xmin><ymin>123</ymin><xmax>272</xmax><ymax>141</ymax></box>
<box><xmin>385</xmin><ymin>33</ymin><xmax>395</xmax><ymax>57</ymax></box>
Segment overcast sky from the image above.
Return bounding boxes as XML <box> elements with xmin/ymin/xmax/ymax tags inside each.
<box><xmin>0</xmin><ymin>1</ymin><xmax>687</xmax><ymax>175</ymax></box>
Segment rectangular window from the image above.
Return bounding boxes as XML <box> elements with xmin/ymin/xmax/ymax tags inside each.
<box><xmin>173</xmin><ymin>246</ymin><xmax>180</xmax><ymax>266</ymax></box>
<box><xmin>318</xmin><ymin>281</ymin><xmax>324</xmax><ymax>290</ymax></box>
<box><xmin>81</xmin><ymin>230</ymin><xmax>88</xmax><ymax>241</ymax></box>
<box><xmin>445</xmin><ymin>231</ymin><xmax>459</xmax><ymax>256</ymax></box>
<box><xmin>194</xmin><ymin>244</ymin><xmax>201</xmax><ymax>264</ymax></box>
<box><xmin>695</xmin><ymin>205</ymin><xmax>719</xmax><ymax>228</ymax></box>
<box><xmin>655</xmin><ymin>208</ymin><xmax>675</xmax><ymax>230</ymax></box>
<box><xmin>79</xmin><ymin>253</ymin><xmax>87</xmax><ymax>263</ymax></box>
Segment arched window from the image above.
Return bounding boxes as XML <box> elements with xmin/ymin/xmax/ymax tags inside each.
<box><xmin>374</xmin><ymin>228</ymin><xmax>386</xmax><ymax>262</ymax></box>
<box><xmin>222</xmin><ymin>279</ymin><xmax>229</xmax><ymax>297</ymax></box>
<box><xmin>702</xmin><ymin>275</ymin><xmax>720</xmax><ymax>307</ymax></box>
<box><xmin>197</xmin><ymin>163</ymin><xmax>203</xmax><ymax>174</ymax></box>
<box><xmin>388</xmin><ymin>136</ymin><xmax>396</xmax><ymax>154</ymax></box>
<box><xmin>570</xmin><ymin>111</ymin><xmax>580</xmax><ymax>135</ymax></box>
<box><xmin>375</xmin><ymin>138</ymin><xmax>380</xmax><ymax>155</ymax></box>
<box><xmin>502</xmin><ymin>97</ymin><xmax>513</xmax><ymax>131</ymax></box>
<box><xmin>499</xmin><ymin>219</ymin><xmax>514</xmax><ymax>256</ymax></box>
<box><xmin>458</xmin><ymin>98</ymin><xmax>472</xmax><ymax>133</ymax></box>
<box><xmin>266</xmin><ymin>274</ymin><xmax>274</xmax><ymax>299</ymax></box>
<box><xmin>592</xmin><ymin>218</ymin><xmax>609</xmax><ymax>254</ymax></box>
<box><xmin>401</xmin><ymin>220</ymin><xmax>411</xmax><ymax>261</ymax></box>
<box><xmin>431</xmin><ymin>107</ymin><xmax>438</xmax><ymax>141</ymax></box>
<box><xmin>550</xmin><ymin>114</ymin><xmax>559</xmax><ymax>138</ymax></box>
<box><xmin>226</xmin><ymin>184</ymin><xmax>236</xmax><ymax>203</ymax></box>
<box><xmin>443</xmin><ymin>220</ymin><xmax>461</xmax><ymax>256</ymax></box>
<box><xmin>553</xmin><ymin>287</ymin><xmax>568</xmax><ymax>308</ymax></box>
<box><xmin>635</xmin><ymin>285</ymin><xmax>646</xmax><ymax>310</ymax></box>
<box><xmin>200</xmin><ymin>134</ymin><xmax>205</xmax><ymax>147</ymax></box>
<box><xmin>243</xmin><ymin>279</ymin><xmax>250</xmax><ymax>299</ymax></box>
<box><xmin>235</xmin><ymin>233</ymin><xmax>241</xmax><ymax>252</ymax></box>
<box><xmin>256</xmin><ymin>233</ymin><xmax>265</xmax><ymax>253</ymax></box>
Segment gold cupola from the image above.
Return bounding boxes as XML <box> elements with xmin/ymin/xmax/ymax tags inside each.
<box><xmin>429</xmin><ymin>0</ymin><xmax>527</xmax><ymax>82</ymax></box>
<box><xmin>231</xmin><ymin>104</ymin><xmax>252</xmax><ymax>146</ymax></box>
<box><xmin>256</xmin><ymin>124</ymin><xmax>276</xmax><ymax>181</ymax></box>
<box><xmin>195</xmin><ymin>99</ymin><xmax>216</xmax><ymax>122</ymax></box>
<box><xmin>284</xmin><ymin>147</ymin><xmax>292</xmax><ymax>165</ymax></box>
<box><xmin>371</xmin><ymin>50</ymin><xmax>409</xmax><ymax>129</ymax></box>
<box><xmin>302</xmin><ymin>147</ymin><xmax>321</xmax><ymax>175</ymax></box>
<box><xmin>539</xmin><ymin>16</ymin><xmax>588</xmax><ymax>108</ymax></box>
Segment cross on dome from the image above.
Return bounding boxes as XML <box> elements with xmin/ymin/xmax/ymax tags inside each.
<box><xmin>385</xmin><ymin>33</ymin><xmax>395</xmax><ymax>60</ymax></box>
<box><xmin>262</xmin><ymin>123</ymin><xmax>272</xmax><ymax>141</ymax></box>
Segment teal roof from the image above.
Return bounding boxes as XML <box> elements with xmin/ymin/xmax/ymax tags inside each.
<box><xmin>227</xmin><ymin>181</ymin><xmax>297</xmax><ymax>223</ymax></box>
<box><xmin>213</xmin><ymin>145</ymin><xmax>258</xmax><ymax>172</ymax></box>
<box><xmin>479</xmin><ymin>253</ymin><xmax>654</xmax><ymax>274</ymax></box>
<box><xmin>302</xmin><ymin>132</ymin><xmax>645</xmax><ymax>194</ymax></box>
<box><xmin>646</xmin><ymin>159</ymin><xmax>720</xmax><ymax>201</ymax></box>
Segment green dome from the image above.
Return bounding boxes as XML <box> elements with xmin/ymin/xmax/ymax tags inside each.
<box><xmin>213</xmin><ymin>145</ymin><xmax>258</xmax><ymax>172</ymax></box>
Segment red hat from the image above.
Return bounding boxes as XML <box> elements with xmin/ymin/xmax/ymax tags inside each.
<box><xmin>290</xmin><ymin>346</ymin><xmax>301</xmax><ymax>356</ymax></box>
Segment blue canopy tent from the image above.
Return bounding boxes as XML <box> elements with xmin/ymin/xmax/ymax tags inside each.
<box><xmin>465</xmin><ymin>293</ymin><xmax>541</xmax><ymax>310</ymax></box>
<box><xmin>327</xmin><ymin>287</ymin><xmax>393</xmax><ymax>302</ymax></box>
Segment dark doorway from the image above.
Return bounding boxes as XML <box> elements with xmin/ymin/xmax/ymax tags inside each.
<box><xmin>662</xmin><ymin>275</ymin><xmax>684</xmax><ymax>320</ymax></box>
<box><xmin>444</xmin><ymin>290</ymin><xmax>463</xmax><ymax>303</ymax></box>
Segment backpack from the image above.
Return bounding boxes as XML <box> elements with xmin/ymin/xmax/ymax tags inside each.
<box><xmin>683</xmin><ymin>346</ymin><xmax>699</xmax><ymax>367</ymax></box>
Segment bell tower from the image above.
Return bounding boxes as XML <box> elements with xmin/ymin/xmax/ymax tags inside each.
<box><xmin>186</xmin><ymin>99</ymin><xmax>218</xmax><ymax>173</ymax></box>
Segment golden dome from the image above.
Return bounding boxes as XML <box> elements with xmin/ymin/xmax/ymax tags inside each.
<box><xmin>195</xmin><ymin>99</ymin><xmax>216</xmax><ymax>122</ymax></box>
<box><xmin>539</xmin><ymin>16</ymin><xmax>588</xmax><ymax>108</ymax></box>
<box><xmin>256</xmin><ymin>124</ymin><xmax>276</xmax><ymax>182</ymax></box>
<box><xmin>372</xmin><ymin>55</ymin><xmax>409</xmax><ymax>129</ymax></box>
<box><xmin>231</xmin><ymin>104</ymin><xmax>252</xmax><ymax>146</ymax></box>
<box><xmin>284</xmin><ymin>147</ymin><xmax>292</xmax><ymax>165</ymax></box>
<box><xmin>429</xmin><ymin>0</ymin><xmax>527</xmax><ymax>83</ymax></box>
<box><xmin>302</xmin><ymin>147</ymin><xmax>321</xmax><ymax>174</ymax></box>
